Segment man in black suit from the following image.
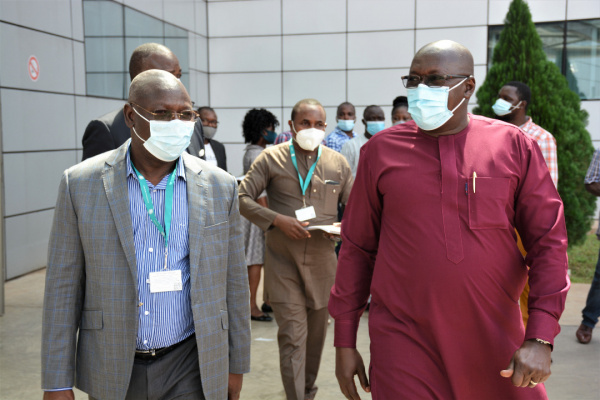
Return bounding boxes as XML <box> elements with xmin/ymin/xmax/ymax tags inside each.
<box><xmin>198</xmin><ymin>106</ymin><xmax>227</xmax><ymax>171</ymax></box>
<box><xmin>82</xmin><ymin>43</ymin><xmax>205</xmax><ymax>161</ymax></box>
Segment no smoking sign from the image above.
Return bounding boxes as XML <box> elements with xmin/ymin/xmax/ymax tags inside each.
<box><xmin>28</xmin><ymin>56</ymin><xmax>39</xmax><ymax>81</ymax></box>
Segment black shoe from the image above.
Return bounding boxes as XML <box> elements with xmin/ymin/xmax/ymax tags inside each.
<box><xmin>261</xmin><ymin>303</ymin><xmax>273</xmax><ymax>313</ymax></box>
<box><xmin>251</xmin><ymin>313</ymin><xmax>273</xmax><ymax>322</ymax></box>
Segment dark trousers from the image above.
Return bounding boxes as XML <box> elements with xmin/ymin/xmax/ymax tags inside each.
<box><xmin>582</xmin><ymin>247</ymin><xmax>600</xmax><ymax>328</ymax></box>
<box><xmin>90</xmin><ymin>336</ymin><xmax>204</xmax><ymax>400</ymax></box>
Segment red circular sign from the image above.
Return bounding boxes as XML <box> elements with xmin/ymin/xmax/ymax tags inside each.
<box><xmin>28</xmin><ymin>56</ymin><xmax>39</xmax><ymax>81</ymax></box>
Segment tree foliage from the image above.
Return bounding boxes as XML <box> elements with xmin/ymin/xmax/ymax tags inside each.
<box><xmin>474</xmin><ymin>0</ymin><xmax>594</xmax><ymax>246</ymax></box>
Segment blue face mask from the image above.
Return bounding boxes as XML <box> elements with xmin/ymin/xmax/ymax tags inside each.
<box><xmin>133</xmin><ymin>108</ymin><xmax>194</xmax><ymax>161</ymax></box>
<box><xmin>407</xmin><ymin>77</ymin><xmax>468</xmax><ymax>131</ymax></box>
<box><xmin>366</xmin><ymin>121</ymin><xmax>385</xmax><ymax>135</ymax></box>
<box><xmin>263</xmin><ymin>129</ymin><xmax>278</xmax><ymax>144</ymax></box>
<box><xmin>337</xmin><ymin>119</ymin><xmax>355</xmax><ymax>132</ymax></box>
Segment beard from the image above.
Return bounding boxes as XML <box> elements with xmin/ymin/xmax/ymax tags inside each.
<box><xmin>496</xmin><ymin>113</ymin><xmax>514</xmax><ymax>123</ymax></box>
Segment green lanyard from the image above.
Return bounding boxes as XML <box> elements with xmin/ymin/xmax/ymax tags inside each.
<box><xmin>289</xmin><ymin>141</ymin><xmax>321</xmax><ymax>207</ymax></box>
<box><xmin>131</xmin><ymin>162</ymin><xmax>177</xmax><ymax>269</ymax></box>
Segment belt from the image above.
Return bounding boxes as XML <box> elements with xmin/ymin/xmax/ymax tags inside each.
<box><xmin>135</xmin><ymin>334</ymin><xmax>195</xmax><ymax>361</ymax></box>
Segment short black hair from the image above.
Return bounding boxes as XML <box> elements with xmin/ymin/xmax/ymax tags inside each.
<box><xmin>128</xmin><ymin>43</ymin><xmax>174</xmax><ymax>80</ymax></box>
<box><xmin>363</xmin><ymin>105</ymin><xmax>382</xmax><ymax>119</ymax></box>
<box><xmin>291</xmin><ymin>98</ymin><xmax>324</xmax><ymax>122</ymax></box>
<box><xmin>506</xmin><ymin>81</ymin><xmax>531</xmax><ymax>110</ymax></box>
<box><xmin>337</xmin><ymin>102</ymin><xmax>355</xmax><ymax>115</ymax></box>
<box><xmin>197</xmin><ymin>106</ymin><xmax>215</xmax><ymax>115</ymax></box>
<box><xmin>242</xmin><ymin>108</ymin><xmax>279</xmax><ymax>144</ymax></box>
<box><xmin>392</xmin><ymin>96</ymin><xmax>408</xmax><ymax>114</ymax></box>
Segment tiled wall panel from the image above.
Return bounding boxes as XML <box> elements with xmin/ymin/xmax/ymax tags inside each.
<box><xmin>0</xmin><ymin>0</ymin><xmax>75</xmax><ymax>38</ymax></box>
<box><xmin>416</xmin><ymin>0</ymin><xmax>488</xmax><ymax>28</ymax></box>
<box><xmin>347</xmin><ymin>0</ymin><xmax>415</xmax><ymax>31</ymax></box>
<box><xmin>208</xmin><ymin>0</ymin><xmax>280</xmax><ymax>37</ymax></box>
<box><xmin>209</xmin><ymin>72</ymin><xmax>282</xmax><ymax>108</ymax></box>
<box><xmin>0</xmin><ymin>23</ymin><xmax>75</xmax><ymax>93</ymax></box>
<box><xmin>347</xmin><ymin>31</ymin><xmax>414</xmax><ymax>70</ymax></box>
<box><xmin>3</xmin><ymin>151</ymin><xmax>78</xmax><ymax>217</ymax></box>
<box><xmin>5</xmin><ymin>210</ymin><xmax>54</xmax><ymax>279</ymax></box>
<box><xmin>283</xmin><ymin>71</ymin><xmax>346</xmax><ymax>108</ymax></box>
<box><xmin>283</xmin><ymin>34</ymin><xmax>346</xmax><ymax>71</ymax></box>
<box><xmin>210</xmin><ymin>36</ymin><xmax>281</xmax><ymax>73</ymax></box>
<box><xmin>1</xmin><ymin>89</ymin><xmax>76</xmax><ymax>152</ymax></box>
<box><xmin>282</xmin><ymin>0</ymin><xmax>346</xmax><ymax>35</ymax></box>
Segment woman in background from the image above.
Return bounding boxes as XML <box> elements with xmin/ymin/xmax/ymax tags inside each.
<box><xmin>391</xmin><ymin>95</ymin><xmax>412</xmax><ymax>125</ymax></box>
<box><xmin>241</xmin><ymin>108</ymin><xmax>279</xmax><ymax>321</ymax></box>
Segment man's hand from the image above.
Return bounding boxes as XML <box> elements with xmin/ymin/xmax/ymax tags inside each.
<box><xmin>335</xmin><ymin>347</ymin><xmax>370</xmax><ymax>400</ymax></box>
<box><xmin>43</xmin><ymin>390</ymin><xmax>74</xmax><ymax>400</ymax></box>
<box><xmin>323</xmin><ymin>222</ymin><xmax>341</xmax><ymax>242</ymax></box>
<box><xmin>273</xmin><ymin>215</ymin><xmax>310</xmax><ymax>240</ymax></box>
<box><xmin>500</xmin><ymin>339</ymin><xmax>552</xmax><ymax>388</ymax></box>
<box><xmin>228</xmin><ymin>373</ymin><xmax>243</xmax><ymax>400</ymax></box>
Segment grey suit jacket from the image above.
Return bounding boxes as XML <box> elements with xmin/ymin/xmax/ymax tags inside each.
<box><xmin>42</xmin><ymin>141</ymin><xmax>250</xmax><ymax>400</ymax></box>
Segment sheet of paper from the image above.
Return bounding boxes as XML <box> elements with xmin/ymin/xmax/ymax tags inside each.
<box><xmin>305</xmin><ymin>225</ymin><xmax>341</xmax><ymax>235</ymax></box>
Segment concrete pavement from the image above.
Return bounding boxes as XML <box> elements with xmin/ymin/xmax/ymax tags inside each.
<box><xmin>1</xmin><ymin>269</ymin><xmax>598</xmax><ymax>399</ymax></box>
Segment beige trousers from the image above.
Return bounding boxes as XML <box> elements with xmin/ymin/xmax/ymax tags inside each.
<box><xmin>271</xmin><ymin>302</ymin><xmax>329</xmax><ymax>400</ymax></box>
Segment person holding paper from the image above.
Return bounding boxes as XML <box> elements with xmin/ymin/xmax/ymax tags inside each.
<box><xmin>42</xmin><ymin>70</ymin><xmax>250</xmax><ymax>400</ymax></box>
<box><xmin>239</xmin><ymin>98</ymin><xmax>353</xmax><ymax>400</ymax></box>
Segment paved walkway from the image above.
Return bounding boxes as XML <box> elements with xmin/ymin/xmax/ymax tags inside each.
<box><xmin>1</xmin><ymin>269</ymin><xmax>599</xmax><ymax>399</ymax></box>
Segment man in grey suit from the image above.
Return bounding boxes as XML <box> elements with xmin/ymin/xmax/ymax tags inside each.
<box><xmin>42</xmin><ymin>70</ymin><xmax>250</xmax><ymax>400</ymax></box>
<box><xmin>81</xmin><ymin>43</ymin><xmax>205</xmax><ymax>162</ymax></box>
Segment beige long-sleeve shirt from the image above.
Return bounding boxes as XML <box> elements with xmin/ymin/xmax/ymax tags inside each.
<box><xmin>239</xmin><ymin>142</ymin><xmax>353</xmax><ymax>308</ymax></box>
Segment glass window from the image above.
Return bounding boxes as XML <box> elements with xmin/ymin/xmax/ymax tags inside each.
<box><xmin>536</xmin><ymin>22</ymin><xmax>566</xmax><ymax>69</ymax></box>
<box><xmin>86</xmin><ymin>73</ymin><xmax>127</xmax><ymax>98</ymax></box>
<box><xmin>124</xmin><ymin>7</ymin><xmax>163</xmax><ymax>37</ymax></box>
<box><xmin>83</xmin><ymin>0</ymin><xmax>189</xmax><ymax>100</ymax></box>
<box><xmin>83</xmin><ymin>0</ymin><xmax>123</xmax><ymax>37</ymax></box>
<box><xmin>85</xmin><ymin>38</ymin><xmax>125</xmax><ymax>73</ymax></box>
<box><xmin>487</xmin><ymin>18</ymin><xmax>600</xmax><ymax>100</ymax></box>
<box><xmin>566</xmin><ymin>19</ymin><xmax>600</xmax><ymax>100</ymax></box>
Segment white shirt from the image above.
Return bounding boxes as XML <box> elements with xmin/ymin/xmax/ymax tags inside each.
<box><xmin>340</xmin><ymin>134</ymin><xmax>370</xmax><ymax>178</ymax></box>
<box><xmin>204</xmin><ymin>142</ymin><xmax>218</xmax><ymax>167</ymax></box>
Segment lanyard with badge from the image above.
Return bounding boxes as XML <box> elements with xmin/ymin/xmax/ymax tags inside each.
<box><xmin>289</xmin><ymin>141</ymin><xmax>321</xmax><ymax>221</ymax></box>
<box><xmin>131</xmin><ymin>162</ymin><xmax>182</xmax><ymax>293</ymax></box>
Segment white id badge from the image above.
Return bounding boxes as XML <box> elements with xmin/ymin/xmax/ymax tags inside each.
<box><xmin>295</xmin><ymin>206</ymin><xmax>316</xmax><ymax>221</ymax></box>
<box><xmin>149</xmin><ymin>270</ymin><xmax>183</xmax><ymax>293</ymax></box>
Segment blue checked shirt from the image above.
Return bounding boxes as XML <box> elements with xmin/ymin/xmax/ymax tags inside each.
<box><xmin>324</xmin><ymin>126</ymin><xmax>356</xmax><ymax>152</ymax></box>
<box><xmin>126</xmin><ymin>149</ymin><xmax>194</xmax><ymax>350</ymax></box>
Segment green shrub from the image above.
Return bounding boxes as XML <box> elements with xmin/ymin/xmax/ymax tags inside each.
<box><xmin>473</xmin><ymin>0</ymin><xmax>595</xmax><ymax>246</ymax></box>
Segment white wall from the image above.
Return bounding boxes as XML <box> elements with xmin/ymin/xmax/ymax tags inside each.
<box><xmin>0</xmin><ymin>0</ymin><xmax>598</xmax><ymax>278</ymax></box>
<box><xmin>207</xmin><ymin>0</ymin><xmax>600</xmax><ymax>176</ymax></box>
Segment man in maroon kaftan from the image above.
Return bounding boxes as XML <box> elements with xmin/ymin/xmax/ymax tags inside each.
<box><xmin>329</xmin><ymin>40</ymin><xmax>569</xmax><ymax>400</ymax></box>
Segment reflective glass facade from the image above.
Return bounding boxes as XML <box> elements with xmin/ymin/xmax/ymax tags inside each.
<box><xmin>83</xmin><ymin>0</ymin><xmax>189</xmax><ymax>99</ymax></box>
<box><xmin>488</xmin><ymin>18</ymin><xmax>600</xmax><ymax>100</ymax></box>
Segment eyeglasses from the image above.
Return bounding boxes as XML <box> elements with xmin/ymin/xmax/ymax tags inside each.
<box><xmin>130</xmin><ymin>103</ymin><xmax>198</xmax><ymax>122</ymax></box>
<box><xmin>401</xmin><ymin>74</ymin><xmax>471</xmax><ymax>88</ymax></box>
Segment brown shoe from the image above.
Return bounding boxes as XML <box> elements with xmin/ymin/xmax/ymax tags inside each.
<box><xmin>576</xmin><ymin>324</ymin><xmax>593</xmax><ymax>344</ymax></box>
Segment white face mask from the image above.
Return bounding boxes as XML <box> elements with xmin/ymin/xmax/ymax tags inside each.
<box><xmin>407</xmin><ymin>77</ymin><xmax>468</xmax><ymax>131</ymax></box>
<box><xmin>291</xmin><ymin>122</ymin><xmax>325</xmax><ymax>151</ymax></box>
<box><xmin>133</xmin><ymin>108</ymin><xmax>194</xmax><ymax>162</ymax></box>
<box><xmin>492</xmin><ymin>98</ymin><xmax>521</xmax><ymax>116</ymax></box>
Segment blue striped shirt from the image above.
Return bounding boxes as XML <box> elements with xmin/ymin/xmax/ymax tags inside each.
<box><xmin>126</xmin><ymin>149</ymin><xmax>194</xmax><ymax>350</ymax></box>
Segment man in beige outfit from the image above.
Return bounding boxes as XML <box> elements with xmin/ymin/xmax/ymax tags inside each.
<box><xmin>239</xmin><ymin>99</ymin><xmax>353</xmax><ymax>400</ymax></box>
